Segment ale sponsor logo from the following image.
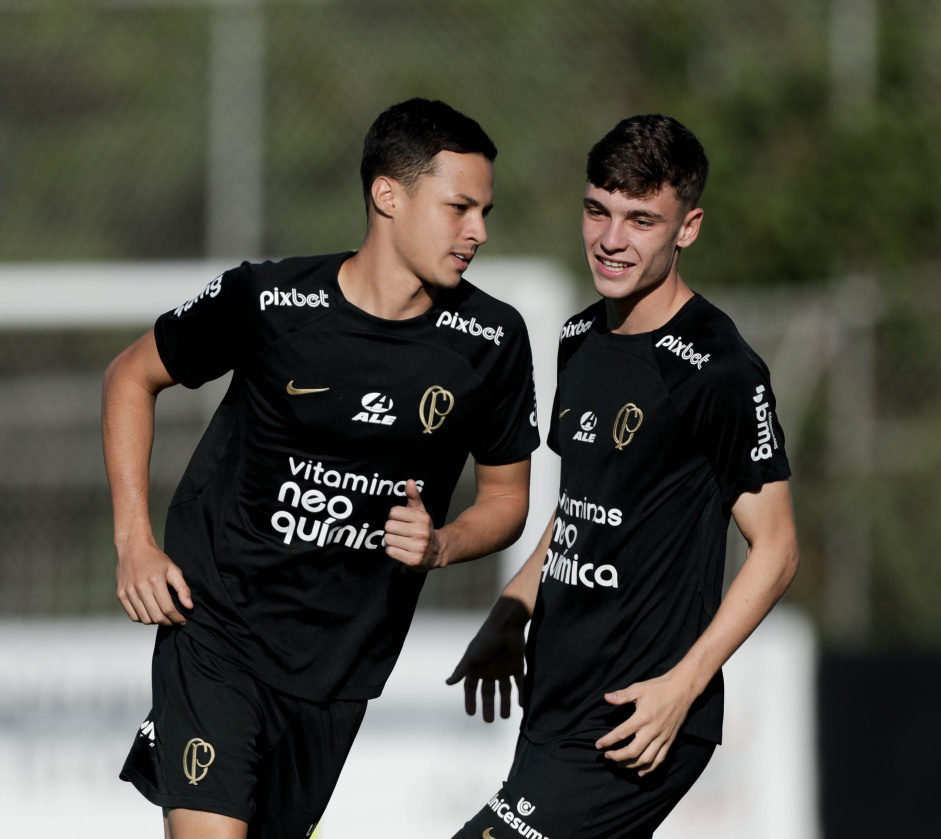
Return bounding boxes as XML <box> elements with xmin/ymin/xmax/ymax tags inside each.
<box><xmin>353</xmin><ymin>392</ymin><xmax>396</xmax><ymax>426</ymax></box>
<box><xmin>573</xmin><ymin>411</ymin><xmax>597</xmax><ymax>443</ymax></box>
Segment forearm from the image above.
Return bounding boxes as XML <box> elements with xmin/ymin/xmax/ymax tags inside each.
<box><xmin>104</xmin><ymin>376</ymin><xmax>157</xmax><ymax>546</ymax></box>
<box><xmin>437</xmin><ymin>488</ymin><xmax>528</xmax><ymax>567</ymax></box>
<box><xmin>674</xmin><ymin>533</ymin><xmax>799</xmax><ymax>699</ymax></box>
<box><xmin>500</xmin><ymin>511</ymin><xmax>554</xmax><ymax>615</ymax></box>
<box><xmin>101</xmin><ymin>332</ymin><xmax>174</xmax><ymax>551</ymax></box>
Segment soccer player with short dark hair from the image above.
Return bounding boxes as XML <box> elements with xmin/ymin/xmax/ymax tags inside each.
<box><xmin>448</xmin><ymin>114</ymin><xmax>799</xmax><ymax>839</ymax></box>
<box><xmin>102</xmin><ymin>98</ymin><xmax>539</xmax><ymax>839</ymax></box>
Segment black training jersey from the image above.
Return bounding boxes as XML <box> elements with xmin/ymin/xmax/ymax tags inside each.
<box><xmin>522</xmin><ymin>294</ymin><xmax>790</xmax><ymax>745</ymax></box>
<box><xmin>154</xmin><ymin>252</ymin><xmax>539</xmax><ymax>702</ymax></box>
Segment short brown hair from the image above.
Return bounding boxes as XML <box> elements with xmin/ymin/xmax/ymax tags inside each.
<box><xmin>587</xmin><ymin>114</ymin><xmax>709</xmax><ymax>208</ymax></box>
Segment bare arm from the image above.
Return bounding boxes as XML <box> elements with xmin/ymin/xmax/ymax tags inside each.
<box><xmin>383</xmin><ymin>458</ymin><xmax>532</xmax><ymax>570</ymax></box>
<box><xmin>102</xmin><ymin>329</ymin><xmax>193</xmax><ymax>625</ymax></box>
<box><xmin>597</xmin><ymin>479</ymin><xmax>799</xmax><ymax>774</ymax></box>
<box><xmin>445</xmin><ymin>509</ymin><xmax>555</xmax><ymax>720</ymax></box>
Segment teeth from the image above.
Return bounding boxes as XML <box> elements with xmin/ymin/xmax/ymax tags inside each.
<box><xmin>600</xmin><ymin>258</ymin><xmax>629</xmax><ymax>269</ymax></box>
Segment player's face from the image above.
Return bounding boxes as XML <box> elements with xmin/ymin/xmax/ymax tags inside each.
<box><xmin>394</xmin><ymin>151</ymin><xmax>494</xmax><ymax>289</ymax></box>
<box><xmin>581</xmin><ymin>183</ymin><xmax>701</xmax><ymax>303</ymax></box>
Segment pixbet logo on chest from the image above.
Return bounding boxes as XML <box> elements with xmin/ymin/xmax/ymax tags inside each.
<box><xmin>352</xmin><ymin>393</ymin><xmax>396</xmax><ymax>425</ymax></box>
<box><xmin>654</xmin><ymin>334</ymin><xmax>710</xmax><ymax>369</ymax></box>
<box><xmin>259</xmin><ymin>287</ymin><xmax>329</xmax><ymax>311</ymax></box>
<box><xmin>435</xmin><ymin>311</ymin><xmax>504</xmax><ymax>344</ymax></box>
<box><xmin>559</xmin><ymin>317</ymin><xmax>594</xmax><ymax>341</ymax></box>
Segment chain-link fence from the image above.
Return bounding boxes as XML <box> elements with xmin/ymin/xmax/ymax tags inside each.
<box><xmin>2</xmin><ymin>0</ymin><xmax>941</xmax><ymax>647</ymax></box>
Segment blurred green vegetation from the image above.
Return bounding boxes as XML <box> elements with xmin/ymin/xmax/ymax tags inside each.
<box><xmin>2</xmin><ymin>0</ymin><xmax>940</xmax><ymax>285</ymax></box>
<box><xmin>2</xmin><ymin>0</ymin><xmax>941</xmax><ymax>648</ymax></box>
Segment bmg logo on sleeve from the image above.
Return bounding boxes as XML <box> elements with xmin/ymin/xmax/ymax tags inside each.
<box><xmin>750</xmin><ymin>384</ymin><xmax>779</xmax><ymax>461</ymax></box>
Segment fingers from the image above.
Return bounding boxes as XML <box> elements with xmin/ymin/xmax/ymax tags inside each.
<box><xmin>499</xmin><ymin>676</ymin><xmax>512</xmax><ymax>719</ymax></box>
<box><xmin>117</xmin><ymin>565</ymin><xmax>190</xmax><ymax>626</ymax></box>
<box><xmin>602</xmin><ymin>736</ymin><xmax>670</xmax><ymax>776</ymax></box>
<box><xmin>604</xmin><ymin>687</ymin><xmax>636</xmax><ymax>706</ymax></box>
<box><xmin>445</xmin><ymin>658</ymin><xmax>468</xmax><ymax>686</ymax></box>
<box><xmin>480</xmin><ymin>678</ymin><xmax>496</xmax><ymax>723</ymax></box>
<box><xmin>167</xmin><ymin>566</ymin><xmax>193</xmax><ymax>610</ymax></box>
<box><xmin>464</xmin><ymin>677</ymin><xmax>478</xmax><ymax>716</ymax></box>
<box><xmin>384</xmin><ymin>496</ymin><xmax>437</xmax><ymax>567</ymax></box>
<box><xmin>452</xmin><ymin>674</ymin><xmax>520</xmax><ymax>721</ymax></box>
<box><xmin>404</xmin><ymin>479</ymin><xmax>425</xmax><ymax>509</ymax></box>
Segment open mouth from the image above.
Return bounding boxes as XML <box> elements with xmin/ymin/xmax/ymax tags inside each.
<box><xmin>596</xmin><ymin>255</ymin><xmax>634</xmax><ymax>274</ymax></box>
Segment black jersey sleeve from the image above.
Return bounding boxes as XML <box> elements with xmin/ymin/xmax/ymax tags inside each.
<box><xmin>690</xmin><ymin>352</ymin><xmax>791</xmax><ymax>506</ymax></box>
<box><xmin>154</xmin><ymin>263</ymin><xmax>257</xmax><ymax>388</ymax></box>
<box><xmin>469</xmin><ymin>313</ymin><xmax>540</xmax><ymax>465</ymax></box>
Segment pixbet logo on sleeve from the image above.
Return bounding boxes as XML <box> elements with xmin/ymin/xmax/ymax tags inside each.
<box><xmin>435</xmin><ymin>311</ymin><xmax>503</xmax><ymax>344</ymax></box>
<box><xmin>259</xmin><ymin>287</ymin><xmax>329</xmax><ymax>310</ymax></box>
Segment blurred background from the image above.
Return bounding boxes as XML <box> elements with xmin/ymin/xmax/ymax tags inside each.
<box><xmin>1</xmin><ymin>0</ymin><xmax>939</xmax><ymax>836</ymax></box>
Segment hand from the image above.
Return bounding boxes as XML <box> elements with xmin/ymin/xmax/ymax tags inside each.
<box><xmin>594</xmin><ymin>667</ymin><xmax>697</xmax><ymax>776</ymax></box>
<box><xmin>384</xmin><ymin>480</ymin><xmax>443</xmax><ymax>570</ymax></box>
<box><xmin>446</xmin><ymin>596</ymin><xmax>529</xmax><ymax>722</ymax></box>
<box><xmin>116</xmin><ymin>541</ymin><xmax>193</xmax><ymax>626</ymax></box>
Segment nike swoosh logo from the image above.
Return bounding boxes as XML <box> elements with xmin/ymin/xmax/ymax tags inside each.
<box><xmin>483</xmin><ymin>830</ymin><xmax>496</xmax><ymax>839</ymax></box>
<box><xmin>559</xmin><ymin>409</ymin><xmax>571</xmax><ymax>418</ymax></box>
<box><xmin>286</xmin><ymin>381</ymin><xmax>330</xmax><ymax>395</ymax></box>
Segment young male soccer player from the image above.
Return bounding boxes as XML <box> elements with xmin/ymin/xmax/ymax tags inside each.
<box><xmin>448</xmin><ymin>114</ymin><xmax>799</xmax><ymax>838</ymax></box>
<box><xmin>102</xmin><ymin>98</ymin><xmax>540</xmax><ymax>839</ymax></box>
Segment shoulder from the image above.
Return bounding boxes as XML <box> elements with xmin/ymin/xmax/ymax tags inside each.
<box><xmin>227</xmin><ymin>253</ymin><xmax>350</xmax><ymax>327</ymax></box>
<box><xmin>651</xmin><ymin>294</ymin><xmax>769</xmax><ymax>386</ymax></box>
<box><xmin>235</xmin><ymin>252</ymin><xmax>349</xmax><ymax>299</ymax></box>
<box><xmin>556</xmin><ymin>300</ymin><xmax>604</xmax><ymax>362</ymax></box>
<box><xmin>432</xmin><ymin>279</ymin><xmax>531</xmax><ymax>353</ymax></box>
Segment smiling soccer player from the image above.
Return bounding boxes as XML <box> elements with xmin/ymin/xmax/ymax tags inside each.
<box><xmin>449</xmin><ymin>114</ymin><xmax>799</xmax><ymax>839</ymax></box>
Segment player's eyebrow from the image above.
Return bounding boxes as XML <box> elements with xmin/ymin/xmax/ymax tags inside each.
<box><xmin>455</xmin><ymin>193</ymin><xmax>494</xmax><ymax>216</ymax></box>
<box><xmin>624</xmin><ymin>209</ymin><xmax>665</xmax><ymax>221</ymax></box>
<box><xmin>583</xmin><ymin>198</ymin><xmax>664</xmax><ymax>221</ymax></box>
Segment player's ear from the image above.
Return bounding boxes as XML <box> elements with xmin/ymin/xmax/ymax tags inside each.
<box><xmin>676</xmin><ymin>207</ymin><xmax>703</xmax><ymax>249</ymax></box>
<box><xmin>370</xmin><ymin>175</ymin><xmax>398</xmax><ymax>219</ymax></box>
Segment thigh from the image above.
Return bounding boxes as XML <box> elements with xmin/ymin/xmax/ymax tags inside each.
<box><xmin>249</xmin><ymin>697</ymin><xmax>367</xmax><ymax>839</ymax></box>
<box><xmin>121</xmin><ymin>629</ymin><xmax>268</xmax><ymax>824</ymax></box>
<box><xmin>453</xmin><ymin>733</ymin><xmax>715</xmax><ymax>839</ymax></box>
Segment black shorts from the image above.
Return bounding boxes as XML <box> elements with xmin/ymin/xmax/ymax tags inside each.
<box><xmin>120</xmin><ymin>628</ymin><xmax>366</xmax><ymax>839</ymax></box>
<box><xmin>453</xmin><ymin>729</ymin><xmax>715</xmax><ymax>839</ymax></box>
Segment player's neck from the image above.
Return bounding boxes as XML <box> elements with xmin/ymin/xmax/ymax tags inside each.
<box><xmin>338</xmin><ymin>244</ymin><xmax>435</xmax><ymax>321</ymax></box>
<box><xmin>606</xmin><ymin>274</ymin><xmax>693</xmax><ymax>335</ymax></box>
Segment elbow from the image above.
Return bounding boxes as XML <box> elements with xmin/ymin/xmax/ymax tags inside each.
<box><xmin>503</xmin><ymin>495</ymin><xmax>530</xmax><ymax>549</ymax></box>
<box><xmin>779</xmin><ymin>537</ymin><xmax>801</xmax><ymax>593</ymax></box>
